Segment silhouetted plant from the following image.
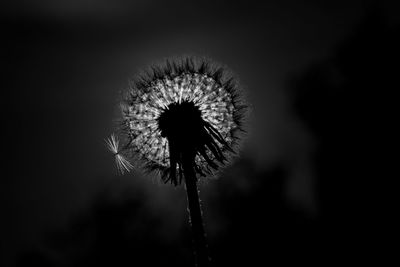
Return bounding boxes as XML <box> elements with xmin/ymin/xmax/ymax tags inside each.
<box><xmin>106</xmin><ymin>56</ymin><xmax>247</xmax><ymax>266</ymax></box>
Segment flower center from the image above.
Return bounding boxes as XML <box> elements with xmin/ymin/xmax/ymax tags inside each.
<box><xmin>157</xmin><ymin>101</ymin><xmax>204</xmax><ymax>153</ymax></box>
<box><xmin>157</xmin><ymin>99</ymin><xmax>228</xmax><ymax>182</ymax></box>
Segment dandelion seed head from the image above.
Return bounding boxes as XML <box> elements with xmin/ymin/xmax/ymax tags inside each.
<box><xmin>109</xmin><ymin>57</ymin><xmax>247</xmax><ymax>183</ymax></box>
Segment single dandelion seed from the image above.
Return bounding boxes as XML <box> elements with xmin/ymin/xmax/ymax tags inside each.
<box><xmin>105</xmin><ymin>134</ymin><xmax>133</xmax><ymax>175</ymax></box>
<box><xmin>106</xmin><ymin>56</ymin><xmax>248</xmax><ymax>267</ymax></box>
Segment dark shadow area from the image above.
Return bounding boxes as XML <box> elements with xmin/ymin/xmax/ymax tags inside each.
<box><xmin>209</xmin><ymin>161</ymin><xmax>317</xmax><ymax>266</ymax></box>
<box><xmin>16</xmin><ymin>189</ymin><xmax>192</xmax><ymax>267</ymax></box>
<box><xmin>288</xmin><ymin>9</ymin><xmax>398</xmax><ymax>262</ymax></box>
<box><xmin>14</xmin><ymin>251</ymin><xmax>55</xmax><ymax>267</ymax></box>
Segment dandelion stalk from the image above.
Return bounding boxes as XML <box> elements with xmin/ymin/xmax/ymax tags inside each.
<box><xmin>106</xmin><ymin>56</ymin><xmax>247</xmax><ymax>267</ymax></box>
<box><xmin>183</xmin><ymin>155</ymin><xmax>210</xmax><ymax>267</ymax></box>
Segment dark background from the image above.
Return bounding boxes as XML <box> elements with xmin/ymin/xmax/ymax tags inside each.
<box><xmin>1</xmin><ymin>1</ymin><xmax>398</xmax><ymax>266</ymax></box>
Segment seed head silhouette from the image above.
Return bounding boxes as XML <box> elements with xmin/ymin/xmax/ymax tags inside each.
<box><xmin>106</xmin><ymin>56</ymin><xmax>248</xmax><ymax>266</ymax></box>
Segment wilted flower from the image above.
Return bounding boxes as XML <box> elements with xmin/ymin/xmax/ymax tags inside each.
<box><xmin>107</xmin><ymin>57</ymin><xmax>247</xmax><ymax>184</ymax></box>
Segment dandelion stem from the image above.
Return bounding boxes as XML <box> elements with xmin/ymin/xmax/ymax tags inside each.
<box><xmin>183</xmin><ymin>156</ymin><xmax>210</xmax><ymax>267</ymax></box>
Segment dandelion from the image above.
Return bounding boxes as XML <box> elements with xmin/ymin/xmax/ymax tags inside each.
<box><xmin>107</xmin><ymin>56</ymin><xmax>247</xmax><ymax>266</ymax></box>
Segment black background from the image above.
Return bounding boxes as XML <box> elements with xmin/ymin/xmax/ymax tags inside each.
<box><xmin>1</xmin><ymin>1</ymin><xmax>398</xmax><ymax>266</ymax></box>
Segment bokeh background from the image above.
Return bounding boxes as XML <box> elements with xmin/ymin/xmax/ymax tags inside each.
<box><xmin>1</xmin><ymin>0</ymin><xmax>398</xmax><ymax>266</ymax></box>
